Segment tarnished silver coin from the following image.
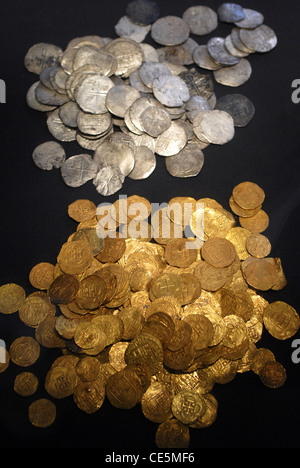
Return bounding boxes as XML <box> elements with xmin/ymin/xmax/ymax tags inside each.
<box><xmin>105</xmin><ymin>84</ymin><xmax>141</xmax><ymax>118</ymax></box>
<box><xmin>207</xmin><ymin>37</ymin><xmax>240</xmax><ymax>66</ymax></box>
<box><xmin>231</xmin><ymin>27</ymin><xmax>254</xmax><ymax>54</ymax></box>
<box><xmin>152</xmin><ymin>74</ymin><xmax>190</xmax><ymax>107</ymax></box>
<box><xmin>26</xmin><ymin>82</ymin><xmax>57</xmax><ymax>112</ymax></box>
<box><xmin>24</xmin><ymin>43</ymin><xmax>63</xmax><ymax>75</ymax></box>
<box><xmin>34</xmin><ymin>82</ymin><xmax>69</xmax><ymax>106</ymax></box>
<box><xmin>179</xmin><ymin>68</ymin><xmax>214</xmax><ymax>99</ymax></box>
<box><xmin>128</xmin><ymin>145</ymin><xmax>156</xmax><ymax>180</ymax></box>
<box><xmin>165</xmin><ymin>142</ymin><xmax>204</xmax><ymax>178</ymax></box>
<box><xmin>224</xmin><ymin>34</ymin><xmax>249</xmax><ymax>58</ymax></box>
<box><xmin>140</xmin><ymin>104</ymin><xmax>171</xmax><ymax>137</ymax></box>
<box><xmin>234</xmin><ymin>8</ymin><xmax>264</xmax><ymax>29</ymax></box>
<box><xmin>215</xmin><ymin>93</ymin><xmax>255</xmax><ymax>127</ymax></box>
<box><xmin>126</xmin><ymin>0</ymin><xmax>160</xmax><ymax>26</ymax></box>
<box><xmin>76</xmin><ymin>74</ymin><xmax>114</xmax><ymax>114</ymax></box>
<box><xmin>239</xmin><ymin>25</ymin><xmax>278</xmax><ymax>53</ymax></box>
<box><xmin>217</xmin><ymin>3</ymin><xmax>245</xmax><ymax>23</ymax></box>
<box><xmin>213</xmin><ymin>58</ymin><xmax>252</xmax><ymax>87</ymax></box>
<box><xmin>76</xmin><ymin>110</ymin><xmax>112</xmax><ymax>136</ymax></box>
<box><xmin>61</xmin><ymin>154</ymin><xmax>98</xmax><ymax>187</ymax></box>
<box><xmin>93</xmin><ymin>137</ymin><xmax>135</xmax><ymax>176</ymax></box>
<box><xmin>93</xmin><ymin>165</ymin><xmax>125</xmax><ymax>196</ymax></box>
<box><xmin>192</xmin><ymin>45</ymin><xmax>221</xmax><ymax>71</ymax></box>
<box><xmin>104</xmin><ymin>38</ymin><xmax>143</xmax><ymax>78</ymax></box>
<box><xmin>59</xmin><ymin>101</ymin><xmax>80</xmax><ymax>128</ymax></box>
<box><xmin>46</xmin><ymin>109</ymin><xmax>77</xmax><ymax>142</ymax></box>
<box><xmin>155</xmin><ymin>121</ymin><xmax>187</xmax><ymax>156</ymax></box>
<box><xmin>151</xmin><ymin>16</ymin><xmax>190</xmax><ymax>46</ymax></box>
<box><xmin>182</xmin><ymin>6</ymin><xmax>218</xmax><ymax>36</ymax></box>
<box><xmin>185</xmin><ymin>95</ymin><xmax>212</xmax><ymax>122</ymax></box>
<box><xmin>115</xmin><ymin>15</ymin><xmax>151</xmax><ymax>43</ymax></box>
<box><xmin>193</xmin><ymin>109</ymin><xmax>235</xmax><ymax>145</ymax></box>
<box><xmin>138</xmin><ymin>61</ymin><xmax>171</xmax><ymax>88</ymax></box>
<box><xmin>32</xmin><ymin>141</ymin><xmax>66</xmax><ymax>170</ymax></box>
<box><xmin>129</xmin><ymin>70</ymin><xmax>152</xmax><ymax>93</ymax></box>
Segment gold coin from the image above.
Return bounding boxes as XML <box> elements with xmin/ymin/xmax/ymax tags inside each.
<box><xmin>73</xmin><ymin>377</ymin><xmax>105</xmax><ymax>413</ymax></box>
<box><xmin>201</xmin><ymin>237</ymin><xmax>236</xmax><ymax>268</ymax></box>
<box><xmin>68</xmin><ymin>199</ymin><xmax>97</xmax><ymax>222</ymax></box>
<box><xmin>106</xmin><ymin>364</ymin><xmax>144</xmax><ymax>409</ymax></box>
<box><xmin>75</xmin><ymin>356</ymin><xmax>102</xmax><ymax>381</ymax></box>
<box><xmin>29</xmin><ymin>262</ymin><xmax>55</xmax><ymax>290</ymax></box>
<box><xmin>18</xmin><ymin>293</ymin><xmax>54</xmax><ymax>327</ymax></box>
<box><xmin>45</xmin><ymin>364</ymin><xmax>77</xmax><ymax>398</ymax></box>
<box><xmin>0</xmin><ymin>283</ymin><xmax>26</xmax><ymax>314</ymax></box>
<box><xmin>109</xmin><ymin>341</ymin><xmax>129</xmax><ymax>371</ymax></box>
<box><xmin>250</xmin><ymin>348</ymin><xmax>276</xmax><ymax>374</ymax></box>
<box><xmin>73</xmin><ymin>321</ymin><xmax>107</xmax><ymax>350</ymax></box>
<box><xmin>35</xmin><ymin>314</ymin><xmax>66</xmax><ymax>348</ymax></box>
<box><xmin>141</xmin><ymin>382</ymin><xmax>173</xmax><ymax>423</ymax></box>
<box><xmin>246</xmin><ymin>233</ymin><xmax>272</xmax><ymax>258</ymax></box>
<box><xmin>28</xmin><ymin>398</ymin><xmax>56</xmax><ymax>428</ymax></box>
<box><xmin>96</xmin><ymin>236</ymin><xmax>126</xmax><ymax>263</ymax></box>
<box><xmin>57</xmin><ymin>240</ymin><xmax>94</xmax><ymax>275</ymax></box>
<box><xmin>75</xmin><ymin>275</ymin><xmax>107</xmax><ymax>309</ymax></box>
<box><xmin>259</xmin><ymin>361</ymin><xmax>287</xmax><ymax>388</ymax></box>
<box><xmin>9</xmin><ymin>336</ymin><xmax>40</xmax><ymax>367</ymax></box>
<box><xmin>155</xmin><ymin>419</ymin><xmax>190</xmax><ymax>448</ymax></box>
<box><xmin>190</xmin><ymin>393</ymin><xmax>218</xmax><ymax>428</ymax></box>
<box><xmin>229</xmin><ymin>195</ymin><xmax>262</xmax><ymax>218</ymax></box>
<box><xmin>232</xmin><ymin>181</ymin><xmax>265</xmax><ymax>210</ymax></box>
<box><xmin>239</xmin><ymin>209</ymin><xmax>269</xmax><ymax>233</ymax></box>
<box><xmin>171</xmin><ymin>389</ymin><xmax>206</xmax><ymax>425</ymax></box>
<box><xmin>48</xmin><ymin>273</ymin><xmax>80</xmax><ymax>304</ymax></box>
<box><xmin>243</xmin><ymin>258</ymin><xmax>278</xmax><ymax>291</ymax></box>
<box><xmin>164</xmin><ymin>238</ymin><xmax>198</xmax><ymax>268</ymax></box>
<box><xmin>183</xmin><ymin>314</ymin><xmax>214</xmax><ymax>350</ymax></box>
<box><xmin>14</xmin><ymin>372</ymin><xmax>39</xmax><ymax>396</ymax></box>
<box><xmin>194</xmin><ymin>261</ymin><xmax>227</xmax><ymax>291</ymax></box>
<box><xmin>117</xmin><ymin>306</ymin><xmax>145</xmax><ymax>340</ymax></box>
<box><xmin>225</xmin><ymin>226</ymin><xmax>251</xmax><ymax>261</ymax></box>
<box><xmin>263</xmin><ymin>301</ymin><xmax>300</xmax><ymax>340</ymax></box>
<box><xmin>125</xmin><ymin>332</ymin><xmax>163</xmax><ymax>375</ymax></box>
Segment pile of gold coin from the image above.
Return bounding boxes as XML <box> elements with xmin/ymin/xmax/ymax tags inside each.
<box><xmin>0</xmin><ymin>182</ymin><xmax>299</xmax><ymax>447</ymax></box>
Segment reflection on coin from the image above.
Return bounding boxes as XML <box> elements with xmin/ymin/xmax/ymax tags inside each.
<box><xmin>218</xmin><ymin>3</ymin><xmax>245</xmax><ymax>23</ymax></box>
<box><xmin>207</xmin><ymin>37</ymin><xmax>240</xmax><ymax>66</ymax></box>
<box><xmin>152</xmin><ymin>74</ymin><xmax>190</xmax><ymax>107</ymax></box>
<box><xmin>193</xmin><ymin>45</ymin><xmax>221</xmax><ymax>71</ymax></box>
<box><xmin>234</xmin><ymin>8</ymin><xmax>264</xmax><ymax>29</ymax></box>
<box><xmin>213</xmin><ymin>58</ymin><xmax>252</xmax><ymax>87</ymax></box>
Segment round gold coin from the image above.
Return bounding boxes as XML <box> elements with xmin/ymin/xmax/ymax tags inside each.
<box><xmin>155</xmin><ymin>419</ymin><xmax>190</xmax><ymax>448</ymax></box>
<box><xmin>0</xmin><ymin>283</ymin><xmax>26</xmax><ymax>314</ymax></box>
<box><xmin>28</xmin><ymin>398</ymin><xmax>56</xmax><ymax>428</ymax></box>
<box><xmin>259</xmin><ymin>361</ymin><xmax>287</xmax><ymax>388</ymax></box>
<box><xmin>263</xmin><ymin>301</ymin><xmax>300</xmax><ymax>340</ymax></box>
<box><xmin>239</xmin><ymin>209</ymin><xmax>269</xmax><ymax>233</ymax></box>
<box><xmin>171</xmin><ymin>389</ymin><xmax>206</xmax><ymax>425</ymax></box>
<box><xmin>14</xmin><ymin>371</ymin><xmax>39</xmax><ymax>396</ymax></box>
<box><xmin>232</xmin><ymin>181</ymin><xmax>265</xmax><ymax>210</ymax></box>
<box><xmin>29</xmin><ymin>262</ymin><xmax>55</xmax><ymax>290</ymax></box>
<box><xmin>9</xmin><ymin>336</ymin><xmax>40</xmax><ymax>367</ymax></box>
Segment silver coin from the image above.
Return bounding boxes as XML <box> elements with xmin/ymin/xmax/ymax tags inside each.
<box><xmin>93</xmin><ymin>165</ymin><xmax>125</xmax><ymax>196</ymax></box>
<box><xmin>126</xmin><ymin>0</ymin><xmax>160</xmax><ymax>26</ymax></box>
<box><xmin>46</xmin><ymin>109</ymin><xmax>77</xmax><ymax>141</ymax></box>
<box><xmin>192</xmin><ymin>45</ymin><xmax>221</xmax><ymax>71</ymax></box>
<box><xmin>152</xmin><ymin>74</ymin><xmax>190</xmax><ymax>107</ymax></box>
<box><xmin>179</xmin><ymin>68</ymin><xmax>214</xmax><ymax>99</ymax></box>
<box><xmin>39</xmin><ymin>66</ymin><xmax>59</xmax><ymax>89</ymax></box>
<box><xmin>217</xmin><ymin>3</ymin><xmax>245</xmax><ymax>23</ymax></box>
<box><xmin>26</xmin><ymin>81</ymin><xmax>57</xmax><ymax>112</ymax></box>
<box><xmin>224</xmin><ymin>34</ymin><xmax>249</xmax><ymax>58</ymax></box>
<box><xmin>185</xmin><ymin>95</ymin><xmax>212</xmax><ymax>122</ymax></box>
<box><xmin>34</xmin><ymin>82</ymin><xmax>69</xmax><ymax>106</ymax></box>
<box><xmin>61</xmin><ymin>154</ymin><xmax>98</xmax><ymax>187</ymax></box>
<box><xmin>129</xmin><ymin>70</ymin><xmax>152</xmax><ymax>93</ymax></box>
<box><xmin>76</xmin><ymin>74</ymin><xmax>114</xmax><ymax>114</ymax></box>
<box><xmin>128</xmin><ymin>145</ymin><xmax>156</xmax><ymax>180</ymax></box>
<box><xmin>239</xmin><ymin>25</ymin><xmax>278</xmax><ymax>53</ymax></box>
<box><xmin>231</xmin><ymin>27</ymin><xmax>254</xmax><ymax>54</ymax></box>
<box><xmin>207</xmin><ymin>37</ymin><xmax>240</xmax><ymax>66</ymax></box>
<box><xmin>24</xmin><ymin>42</ymin><xmax>63</xmax><ymax>75</ymax></box>
<box><xmin>151</xmin><ymin>16</ymin><xmax>190</xmax><ymax>46</ymax></box>
<box><xmin>138</xmin><ymin>61</ymin><xmax>171</xmax><ymax>88</ymax></box>
<box><xmin>115</xmin><ymin>15</ymin><xmax>151</xmax><ymax>43</ymax></box>
<box><xmin>105</xmin><ymin>84</ymin><xmax>141</xmax><ymax>118</ymax></box>
<box><xmin>139</xmin><ymin>43</ymin><xmax>160</xmax><ymax>62</ymax></box>
<box><xmin>165</xmin><ymin>142</ymin><xmax>204</xmax><ymax>178</ymax></box>
<box><xmin>155</xmin><ymin>121</ymin><xmax>187</xmax><ymax>156</ymax></box>
<box><xmin>76</xmin><ymin>110</ymin><xmax>112</xmax><ymax>136</ymax></box>
<box><xmin>234</xmin><ymin>8</ymin><xmax>264</xmax><ymax>29</ymax></box>
<box><xmin>215</xmin><ymin>93</ymin><xmax>255</xmax><ymax>127</ymax></box>
<box><xmin>32</xmin><ymin>141</ymin><xmax>66</xmax><ymax>170</ymax></box>
<box><xmin>93</xmin><ymin>138</ymin><xmax>135</xmax><ymax>176</ymax></box>
<box><xmin>182</xmin><ymin>6</ymin><xmax>218</xmax><ymax>36</ymax></box>
<box><xmin>140</xmin><ymin>104</ymin><xmax>171</xmax><ymax>137</ymax></box>
<box><xmin>59</xmin><ymin>101</ymin><xmax>80</xmax><ymax>128</ymax></box>
<box><xmin>193</xmin><ymin>109</ymin><xmax>235</xmax><ymax>145</ymax></box>
<box><xmin>213</xmin><ymin>58</ymin><xmax>252</xmax><ymax>87</ymax></box>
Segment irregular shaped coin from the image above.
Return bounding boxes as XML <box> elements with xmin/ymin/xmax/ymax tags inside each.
<box><xmin>32</xmin><ymin>141</ymin><xmax>66</xmax><ymax>170</ymax></box>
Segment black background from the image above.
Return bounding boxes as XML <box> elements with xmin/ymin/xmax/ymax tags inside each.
<box><xmin>0</xmin><ymin>0</ymin><xmax>300</xmax><ymax>451</ymax></box>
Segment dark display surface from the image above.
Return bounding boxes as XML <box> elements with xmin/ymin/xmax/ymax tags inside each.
<box><xmin>0</xmin><ymin>0</ymin><xmax>299</xmax><ymax>450</ymax></box>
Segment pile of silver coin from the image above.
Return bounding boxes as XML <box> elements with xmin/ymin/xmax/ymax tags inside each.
<box><xmin>25</xmin><ymin>1</ymin><xmax>277</xmax><ymax>195</ymax></box>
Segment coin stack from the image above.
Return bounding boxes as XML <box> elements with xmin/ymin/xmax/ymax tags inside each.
<box><xmin>25</xmin><ymin>1</ymin><xmax>277</xmax><ymax>193</ymax></box>
<box><xmin>0</xmin><ymin>182</ymin><xmax>298</xmax><ymax>447</ymax></box>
